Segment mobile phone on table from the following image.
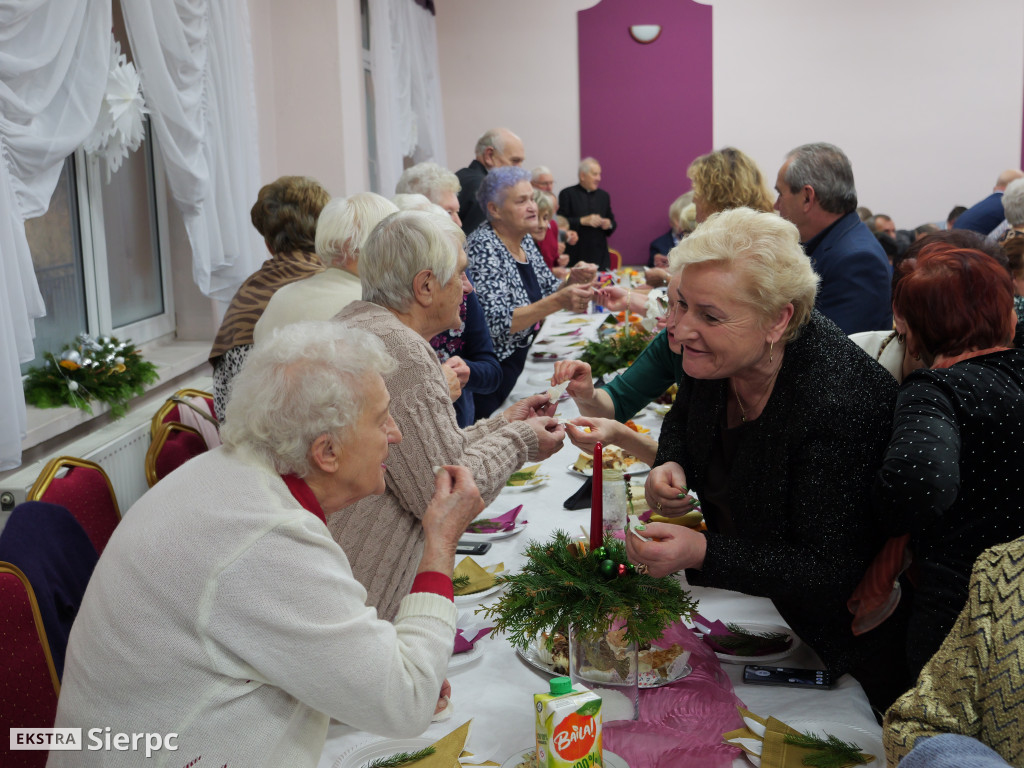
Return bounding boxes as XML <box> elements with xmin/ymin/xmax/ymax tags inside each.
<box><xmin>456</xmin><ymin>541</ymin><xmax>492</xmax><ymax>556</ymax></box>
<box><xmin>743</xmin><ymin>665</ymin><xmax>833</xmax><ymax>690</ymax></box>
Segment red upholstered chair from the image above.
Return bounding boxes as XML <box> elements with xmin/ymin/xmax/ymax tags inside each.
<box><xmin>0</xmin><ymin>562</ymin><xmax>60</xmax><ymax>768</ymax></box>
<box><xmin>27</xmin><ymin>457</ymin><xmax>121</xmax><ymax>556</ymax></box>
<box><xmin>145</xmin><ymin>422</ymin><xmax>208</xmax><ymax>487</ymax></box>
<box><xmin>608</xmin><ymin>248</ymin><xmax>623</xmax><ymax>270</ymax></box>
<box><xmin>150</xmin><ymin>388</ymin><xmax>216</xmax><ymax>437</ymax></box>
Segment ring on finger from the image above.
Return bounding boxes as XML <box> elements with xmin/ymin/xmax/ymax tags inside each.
<box><xmin>636</xmin><ymin>564</ymin><xmax>650</xmax><ymax>575</ymax></box>
<box><xmin>656</xmin><ymin>502</ymin><xmax>663</xmax><ymax>512</ymax></box>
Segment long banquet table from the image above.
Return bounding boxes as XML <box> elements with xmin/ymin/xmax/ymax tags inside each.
<box><xmin>318</xmin><ymin>309</ymin><xmax>885</xmax><ymax>768</ymax></box>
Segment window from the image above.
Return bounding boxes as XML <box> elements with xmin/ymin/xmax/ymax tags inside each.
<box><xmin>20</xmin><ymin>4</ymin><xmax>173</xmax><ymax>374</ymax></box>
<box><xmin>361</xmin><ymin>0</ymin><xmax>380</xmax><ymax>193</ymax></box>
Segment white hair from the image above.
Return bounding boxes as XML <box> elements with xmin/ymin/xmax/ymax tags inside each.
<box><xmin>1003</xmin><ymin>178</ymin><xmax>1024</xmax><ymax>227</ymax></box>
<box><xmin>220</xmin><ymin>322</ymin><xmax>397</xmax><ymax>477</ymax></box>
<box><xmin>391</xmin><ymin>193</ymin><xmax>447</xmax><ymax>219</ymax></box>
<box><xmin>315</xmin><ymin>193</ymin><xmax>397</xmax><ymax>269</ymax></box>
<box><xmin>474</xmin><ymin>127</ymin><xmax>518</xmax><ymax>159</ymax></box>
<box><xmin>395</xmin><ymin>162</ymin><xmax>460</xmax><ymax>204</ymax></box>
<box><xmin>669</xmin><ymin>207</ymin><xmax>819</xmax><ymax>343</ymax></box>
<box><xmin>531</xmin><ymin>165</ymin><xmax>552</xmax><ymax>181</ymax></box>
<box><xmin>360</xmin><ymin>209</ymin><xmax>466</xmax><ymax>312</ymax></box>
<box><xmin>579</xmin><ymin>157</ymin><xmax>600</xmax><ymax>174</ymax></box>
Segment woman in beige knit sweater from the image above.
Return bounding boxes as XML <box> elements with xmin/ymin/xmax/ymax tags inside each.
<box><xmin>332</xmin><ymin>209</ymin><xmax>566</xmax><ymax>619</ymax></box>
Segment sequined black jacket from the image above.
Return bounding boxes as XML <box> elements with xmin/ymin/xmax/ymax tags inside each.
<box><xmin>655</xmin><ymin>311</ymin><xmax>898</xmax><ymax>675</ymax></box>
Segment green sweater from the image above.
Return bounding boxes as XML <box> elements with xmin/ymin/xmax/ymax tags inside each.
<box><xmin>601</xmin><ymin>330</ymin><xmax>683</xmax><ymax>422</ymax></box>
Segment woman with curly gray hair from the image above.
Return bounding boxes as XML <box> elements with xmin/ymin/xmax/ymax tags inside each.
<box><xmin>468</xmin><ymin>165</ymin><xmax>595</xmax><ymax>416</ymax></box>
<box><xmin>52</xmin><ymin>321</ymin><xmax>484</xmax><ymax>767</ymax></box>
<box><xmin>332</xmin><ymin>209</ymin><xmax>567</xmax><ymax>618</ymax></box>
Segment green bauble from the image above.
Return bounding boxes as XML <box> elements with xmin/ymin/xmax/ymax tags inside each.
<box><xmin>594</xmin><ymin>546</ymin><xmax>607</xmax><ymax>559</ymax></box>
<box><xmin>599</xmin><ymin>559</ymin><xmax>616</xmax><ymax>576</ymax></box>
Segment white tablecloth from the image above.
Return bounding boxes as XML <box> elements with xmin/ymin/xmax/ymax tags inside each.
<box><xmin>319</xmin><ymin>310</ymin><xmax>883</xmax><ymax>768</ymax></box>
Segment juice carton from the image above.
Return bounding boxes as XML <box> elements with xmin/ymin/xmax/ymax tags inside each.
<box><xmin>534</xmin><ymin>676</ymin><xmax>602</xmax><ymax>768</ymax></box>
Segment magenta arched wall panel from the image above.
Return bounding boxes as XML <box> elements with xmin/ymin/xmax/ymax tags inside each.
<box><xmin>577</xmin><ymin>0</ymin><xmax>712</xmax><ymax>265</ymax></box>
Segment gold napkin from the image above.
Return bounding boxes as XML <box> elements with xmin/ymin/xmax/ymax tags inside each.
<box><xmin>453</xmin><ymin>557</ymin><xmax>503</xmax><ymax>596</ymax></box>
<box><xmin>506</xmin><ymin>464</ymin><xmax>540</xmax><ymax>486</ymax></box>
<box><xmin>414</xmin><ymin>720</ymin><xmax>500</xmax><ymax>768</ymax></box>
<box><xmin>723</xmin><ymin>708</ymin><xmax>874</xmax><ymax>768</ymax></box>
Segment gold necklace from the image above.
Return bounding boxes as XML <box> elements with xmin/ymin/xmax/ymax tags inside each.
<box><xmin>732</xmin><ymin>363</ymin><xmax>782</xmax><ymax>423</ymax></box>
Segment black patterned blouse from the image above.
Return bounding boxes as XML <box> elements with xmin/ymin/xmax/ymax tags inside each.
<box><xmin>874</xmin><ymin>348</ymin><xmax>1024</xmax><ymax>674</ymax></box>
<box><xmin>466</xmin><ymin>222</ymin><xmax>562</xmax><ymax>361</ymax></box>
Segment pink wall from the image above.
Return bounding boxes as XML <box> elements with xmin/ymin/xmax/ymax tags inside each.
<box><xmin>577</xmin><ymin>0</ymin><xmax>712</xmax><ymax>266</ymax></box>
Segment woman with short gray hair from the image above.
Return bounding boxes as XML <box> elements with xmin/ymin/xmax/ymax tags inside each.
<box><xmin>468</xmin><ymin>166</ymin><xmax>596</xmax><ymax>416</ymax></box>
<box><xmin>52</xmin><ymin>321</ymin><xmax>484</xmax><ymax>766</ymax></box>
<box><xmin>253</xmin><ymin>192</ymin><xmax>397</xmax><ymax>343</ymax></box>
<box><xmin>333</xmin><ymin>209</ymin><xmax>566</xmax><ymax>619</ymax></box>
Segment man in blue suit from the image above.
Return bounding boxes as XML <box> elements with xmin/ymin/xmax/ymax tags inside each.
<box><xmin>774</xmin><ymin>143</ymin><xmax>892</xmax><ymax>334</ymax></box>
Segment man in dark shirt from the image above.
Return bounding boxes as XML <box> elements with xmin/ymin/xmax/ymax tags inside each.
<box><xmin>953</xmin><ymin>168</ymin><xmax>1024</xmax><ymax>236</ymax></box>
<box><xmin>774</xmin><ymin>142</ymin><xmax>891</xmax><ymax>334</ymax></box>
<box><xmin>454</xmin><ymin>128</ymin><xmax>525</xmax><ymax>236</ymax></box>
<box><xmin>558</xmin><ymin>157</ymin><xmax>616</xmax><ymax>270</ymax></box>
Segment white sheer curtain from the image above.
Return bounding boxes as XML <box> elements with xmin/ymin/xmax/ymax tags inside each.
<box><xmin>121</xmin><ymin>0</ymin><xmax>263</xmax><ymax>302</ymax></box>
<box><xmin>0</xmin><ymin>0</ymin><xmax>111</xmax><ymax>471</ymax></box>
<box><xmin>370</xmin><ymin>0</ymin><xmax>447</xmax><ymax>196</ymax></box>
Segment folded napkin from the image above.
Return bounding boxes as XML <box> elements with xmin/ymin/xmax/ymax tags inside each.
<box><xmin>409</xmin><ymin>720</ymin><xmax>499</xmax><ymax>767</ymax></box>
<box><xmin>453</xmin><ymin>557</ymin><xmax>504</xmax><ymax>596</ymax></box>
<box><xmin>506</xmin><ymin>465</ymin><xmax>541</xmax><ymax>487</ymax></box>
<box><xmin>453</xmin><ymin>626</ymin><xmax>493</xmax><ymax>654</ymax></box>
<box><xmin>563</xmin><ymin>477</ymin><xmax>593</xmax><ymax>510</ymax></box>
<box><xmin>464</xmin><ymin>506</ymin><xmax>523</xmax><ymax>534</ymax></box>
<box><xmin>723</xmin><ymin>708</ymin><xmax>874</xmax><ymax>768</ymax></box>
<box><xmin>692</xmin><ymin>613</ymin><xmax>792</xmax><ymax>657</ymax></box>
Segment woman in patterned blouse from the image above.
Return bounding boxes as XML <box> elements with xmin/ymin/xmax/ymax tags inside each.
<box><xmin>874</xmin><ymin>240</ymin><xmax>1024</xmax><ymax>680</ymax></box>
<box><xmin>467</xmin><ymin>166</ymin><xmax>596</xmax><ymax>416</ymax></box>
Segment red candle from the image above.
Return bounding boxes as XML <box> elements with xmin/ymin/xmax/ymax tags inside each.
<box><xmin>591</xmin><ymin>442</ymin><xmax>603</xmax><ymax>549</ymax></box>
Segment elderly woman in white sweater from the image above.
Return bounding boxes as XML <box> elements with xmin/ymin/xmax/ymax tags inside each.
<box><xmin>51</xmin><ymin>322</ymin><xmax>484</xmax><ymax>768</ymax></box>
<box><xmin>333</xmin><ymin>209</ymin><xmax>566</xmax><ymax>620</ymax></box>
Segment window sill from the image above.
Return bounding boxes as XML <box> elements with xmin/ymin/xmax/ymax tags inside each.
<box><xmin>20</xmin><ymin>338</ymin><xmax>213</xmax><ymax>454</ymax></box>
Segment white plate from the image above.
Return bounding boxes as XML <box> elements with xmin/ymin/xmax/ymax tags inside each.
<box><xmin>460</xmin><ymin>521</ymin><xmax>527</xmax><ymax>542</ymax></box>
<box><xmin>784</xmin><ymin>720</ymin><xmax>882</xmax><ymax>763</ymax></box>
<box><xmin>705</xmin><ymin>621</ymin><xmax>802</xmax><ymax>665</ymax></box>
<box><xmin>504</xmin><ymin>475</ymin><xmax>549</xmax><ymax>492</ymax></box>
<box><xmin>567</xmin><ymin>462</ymin><xmax>651</xmax><ymax>478</ymax></box>
<box><xmin>447</xmin><ymin>642</ymin><xmax>484</xmax><ymax>670</ymax></box>
<box><xmin>516</xmin><ymin>644</ymin><xmax>690</xmax><ymax>689</ymax></box>
<box><xmin>332</xmin><ymin>737</ymin><xmax>434</xmax><ymax>768</ymax></box>
<box><xmin>453</xmin><ymin>581</ymin><xmax>503</xmax><ymax>603</ymax></box>
<box><xmin>501</xmin><ymin>748</ymin><xmax>628</xmax><ymax>768</ymax></box>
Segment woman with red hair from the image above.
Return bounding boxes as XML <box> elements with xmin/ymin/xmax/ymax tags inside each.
<box><xmin>873</xmin><ymin>240</ymin><xmax>1024</xmax><ymax>679</ymax></box>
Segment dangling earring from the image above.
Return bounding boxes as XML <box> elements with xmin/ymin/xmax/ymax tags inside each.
<box><xmin>896</xmin><ymin>332</ymin><xmax>906</xmax><ymax>345</ymax></box>
<box><xmin>769</xmin><ymin>339</ymin><xmax>775</xmax><ymax>364</ymax></box>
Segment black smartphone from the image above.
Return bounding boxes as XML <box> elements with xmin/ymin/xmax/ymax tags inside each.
<box><xmin>456</xmin><ymin>541</ymin><xmax>492</xmax><ymax>555</ymax></box>
<box><xmin>743</xmin><ymin>665</ymin><xmax>833</xmax><ymax>690</ymax></box>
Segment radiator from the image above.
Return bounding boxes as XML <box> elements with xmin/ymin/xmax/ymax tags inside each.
<box><xmin>0</xmin><ymin>418</ymin><xmax>153</xmax><ymax>529</ymax></box>
<box><xmin>0</xmin><ymin>372</ymin><xmax>212</xmax><ymax>529</ymax></box>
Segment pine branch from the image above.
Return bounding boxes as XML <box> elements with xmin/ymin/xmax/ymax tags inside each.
<box><xmin>482</xmin><ymin>530</ymin><xmax>698</xmax><ymax>648</ymax></box>
<box><xmin>363</xmin><ymin>746</ymin><xmax>436</xmax><ymax>768</ymax></box>
<box><xmin>784</xmin><ymin>731</ymin><xmax>870</xmax><ymax>767</ymax></box>
<box><xmin>719</xmin><ymin>623</ymin><xmax>792</xmax><ymax>655</ymax></box>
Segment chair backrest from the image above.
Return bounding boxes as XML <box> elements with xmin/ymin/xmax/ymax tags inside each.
<box><xmin>27</xmin><ymin>457</ymin><xmax>121</xmax><ymax>556</ymax></box>
<box><xmin>608</xmin><ymin>248</ymin><xmax>623</xmax><ymax>270</ymax></box>
<box><xmin>0</xmin><ymin>502</ymin><xmax>98</xmax><ymax>680</ymax></box>
<box><xmin>0</xmin><ymin>562</ymin><xmax>60</xmax><ymax>768</ymax></box>
<box><xmin>150</xmin><ymin>388</ymin><xmax>216</xmax><ymax>437</ymax></box>
<box><xmin>145</xmin><ymin>422</ymin><xmax>208</xmax><ymax>487</ymax></box>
